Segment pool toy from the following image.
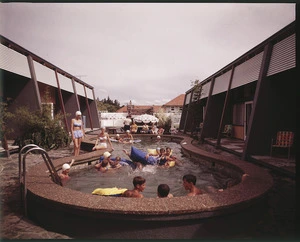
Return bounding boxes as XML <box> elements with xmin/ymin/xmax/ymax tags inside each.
<box><xmin>92</xmin><ymin>187</ymin><xmax>127</xmax><ymax>196</ymax></box>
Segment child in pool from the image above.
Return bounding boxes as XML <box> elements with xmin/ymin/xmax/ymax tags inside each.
<box><xmin>110</xmin><ymin>156</ymin><xmax>122</xmax><ymax>169</ymax></box>
<box><xmin>157</xmin><ymin>184</ymin><xmax>173</xmax><ymax>198</ymax></box>
<box><xmin>121</xmin><ymin>176</ymin><xmax>146</xmax><ymax>198</ymax></box>
<box><xmin>59</xmin><ymin>159</ymin><xmax>75</xmax><ymax>180</ymax></box>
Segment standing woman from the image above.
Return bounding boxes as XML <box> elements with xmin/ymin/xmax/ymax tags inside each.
<box><xmin>71</xmin><ymin>111</ymin><xmax>85</xmax><ymax>156</ymax></box>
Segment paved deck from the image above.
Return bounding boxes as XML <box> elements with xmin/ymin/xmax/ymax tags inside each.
<box><xmin>203</xmin><ymin>137</ymin><xmax>295</xmax><ymax>178</ymax></box>
<box><xmin>0</xmin><ymin>133</ymin><xmax>296</xmax><ymax>239</ymax></box>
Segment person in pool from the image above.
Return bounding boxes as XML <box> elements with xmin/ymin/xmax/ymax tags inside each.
<box><xmin>110</xmin><ymin>156</ymin><xmax>122</xmax><ymax>169</ymax></box>
<box><xmin>165</xmin><ymin>146</ymin><xmax>182</xmax><ymax>166</ymax></box>
<box><xmin>182</xmin><ymin>174</ymin><xmax>203</xmax><ymax>196</ymax></box>
<box><xmin>119</xmin><ymin>130</ymin><xmax>134</xmax><ymax>144</ymax></box>
<box><xmin>95</xmin><ymin>151</ymin><xmax>113</xmax><ymax>172</ymax></box>
<box><xmin>121</xmin><ymin>176</ymin><xmax>146</xmax><ymax>198</ymax></box>
<box><xmin>59</xmin><ymin>159</ymin><xmax>75</xmax><ymax>180</ymax></box>
<box><xmin>157</xmin><ymin>184</ymin><xmax>173</xmax><ymax>198</ymax></box>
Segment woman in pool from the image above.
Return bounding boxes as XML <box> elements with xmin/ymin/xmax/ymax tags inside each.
<box><xmin>92</xmin><ymin>127</ymin><xmax>114</xmax><ymax>151</ymax></box>
<box><xmin>95</xmin><ymin>151</ymin><xmax>113</xmax><ymax>172</ymax></box>
<box><xmin>71</xmin><ymin>111</ymin><xmax>85</xmax><ymax>156</ymax></box>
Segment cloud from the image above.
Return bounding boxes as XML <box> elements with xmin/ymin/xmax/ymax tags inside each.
<box><xmin>0</xmin><ymin>3</ymin><xmax>295</xmax><ymax>107</ymax></box>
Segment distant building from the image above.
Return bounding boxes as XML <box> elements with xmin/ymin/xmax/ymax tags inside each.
<box><xmin>0</xmin><ymin>35</ymin><xmax>100</xmax><ymax>138</ymax></box>
<box><xmin>114</xmin><ymin>94</ymin><xmax>184</xmax><ymax>129</ymax></box>
<box><xmin>116</xmin><ymin>104</ymin><xmax>161</xmax><ymax>115</ymax></box>
<box><xmin>161</xmin><ymin>94</ymin><xmax>185</xmax><ymax>113</ymax></box>
<box><xmin>116</xmin><ymin>94</ymin><xmax>185</xmax><ymax>115</ymax></box>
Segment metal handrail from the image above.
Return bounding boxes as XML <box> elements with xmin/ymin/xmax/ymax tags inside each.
<box><xmin>20</xmin><ymin>146</ymin><xmax>62</xmax><ymax>216</ymax></box>
<box><xmin>18</xmin><ymin>144</ymin><xmax>39</xmax><ymax>184</ymax></box>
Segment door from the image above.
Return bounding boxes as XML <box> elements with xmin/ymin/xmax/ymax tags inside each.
<box><xmin>244</xmin><ymin>101</ymin><xmax>253</xmax><ymax>140</ymax></box>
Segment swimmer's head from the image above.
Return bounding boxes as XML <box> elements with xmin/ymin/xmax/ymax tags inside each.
<box><xmin>157</xmin><ymin>135</ymin><xmax>161</xmax><ymax>139</ymax></box>
<box><xmin>126</xmin><ymin>130</ymin><xmax>130</xmax><ymax>133</ymax></box>
<box><xmin>75</xmin><ymin>111</ymin><xmax>82</xmax><ymax>116</ymax></box>
<box><xmin>62</xmin><ymin>163</ymin><xmax>70</xmax><ymax>171</ymax></box>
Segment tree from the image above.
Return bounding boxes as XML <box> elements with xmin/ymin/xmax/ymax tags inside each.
<box><xmin>96</xmin><ymin>96</ymin><xmax>121</xmax><ymax>112</ymax></box>
<box><xmin>0</xmin><ymin>101</ymin><xmax>14</xmax><ymax>156</ymax></box>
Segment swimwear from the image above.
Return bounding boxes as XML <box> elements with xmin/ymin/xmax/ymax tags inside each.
<box><xmin>73</xmin><ymin>130</ymin><xmax>83</xmax><ymax>139</ymax></box>
<box><xmin>73</xmin><ymin>121</ymin><xmax>82</xmax><ymax>127</ymax></box>
<box><xmin>158</xmin><ymin>156</ymin><xmax>168</xmax><ymax>166</ymax></box>
<box><xmin>97</xmin><ymin>143</ymin><xmax>107</xmax><ymax>149</ymax></box>
<box><xmin>97</xmin><ymin>136</ymin><xmax>108</xmax><ymax>148</ymax></box>
<box><xmin>99</xmin><ymin>136</ymin><xmax>107</xmax><ymax>142</ymax></box>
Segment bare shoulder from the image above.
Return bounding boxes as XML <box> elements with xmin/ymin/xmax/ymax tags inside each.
<box><xmin>122</xmin><ymin>190</ymin><xmax>142</xmax><ymax>198</ymax></box>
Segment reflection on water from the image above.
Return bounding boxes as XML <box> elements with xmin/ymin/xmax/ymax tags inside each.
<box><xmin>65</xmin><ymin>140</ymin><xmax>236</xmax><ymax>197</ymax></box>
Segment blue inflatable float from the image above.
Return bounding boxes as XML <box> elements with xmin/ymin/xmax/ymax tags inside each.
<box><xmin>130</xmin><ymin>146</ymin><xmax>158</xmax><ymax>165</ymax></box>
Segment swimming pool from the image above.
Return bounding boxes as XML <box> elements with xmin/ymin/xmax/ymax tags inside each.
<box><xmin>25</xmin><ymin>133</ymin><xmax>273</xmax><ymax>238</ymax></box>
<box><xmin>65</xmin><ymin>139</ymin><xmax>237</xmax><ymax>197</ymax></box>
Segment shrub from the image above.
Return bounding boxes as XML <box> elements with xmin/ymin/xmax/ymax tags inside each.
<box><xmin>10</xmin><ymin>106</ymin><xmax>71</xmax><ymax>150</ymax></box>
<box><xmin>155</xmin><ymin>111</ymin><xmax>172</xmax><ymax>134</ymax></box>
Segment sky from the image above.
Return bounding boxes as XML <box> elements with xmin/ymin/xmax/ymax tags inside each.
<box><xmin>0</xmin><ymin>3</ymin><xmax>295</xmax><ymax>106</ymax></box>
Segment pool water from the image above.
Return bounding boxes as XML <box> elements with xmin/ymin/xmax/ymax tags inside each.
<box><xmin>65</xmin><ymin>140</ymin><xmax>236</xmax><ymax>197</ymax></box>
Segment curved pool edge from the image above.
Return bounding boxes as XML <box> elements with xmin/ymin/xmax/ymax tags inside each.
<box><xmin>26</xmin><ymin>134</ymin><xmax>273</xmax><ymax>223</ymax></box>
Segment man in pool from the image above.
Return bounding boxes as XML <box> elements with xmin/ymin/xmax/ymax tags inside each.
<box><xmin>182</xmin><ymin>174</ymin><xmax>203</xmax><ymax>196</ymax></box>
<box><xmin>121</xmin><ymin>176</ymin><xmax>146</xmax><ymax>198</ymax></box>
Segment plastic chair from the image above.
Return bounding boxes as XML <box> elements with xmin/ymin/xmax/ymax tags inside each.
<box><xmin>270</xmin><ymin>131</ymin><xmax>294</xmax><ymax>159</ymax></box>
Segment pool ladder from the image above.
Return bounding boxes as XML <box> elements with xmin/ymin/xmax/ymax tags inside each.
<box><xmin>19</xmin><ymin>144</ymin><xmax>62</xmax><ymax>216</ymax></box>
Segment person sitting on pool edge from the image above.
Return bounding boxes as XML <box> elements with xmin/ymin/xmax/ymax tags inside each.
<box><xmin>59</xmin><ymin>159</ymin><xmax>75</xmax><ymax>180</ymax></box>
<box><xmin>182</xmin><ymin>174</ymin><xmax>203</xmax><ymax>196</ymax></box>
<box><xmin>157</xmin><ymin>184</ymin><xmax>173</xmax><ymax>198</ymax></box>
<box><xmin>92</xmin><ymin>126</ymin><xmax>114</xmax><ymax>151</ymax></box>
<box><xmin>130</xmin><ymin>121</ymin><xmax>138</xmax><ymax>134</ymax></box>
<box><xmin>121</xmin><ymin>176</ymin><xmax>146</xmax><ymax>198</ymax></box>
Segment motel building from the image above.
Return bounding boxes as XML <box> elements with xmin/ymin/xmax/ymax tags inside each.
<box><xmin>179</xmin><ymin>21</ymin><xmax>296</xmax><ymax>161</ymax></box>
<box><xmin>0</xmin><ymin>35</ymin><xmax>100</xmax><ymax>138</ymax></box>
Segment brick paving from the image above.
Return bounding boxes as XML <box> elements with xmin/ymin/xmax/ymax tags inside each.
<box><xmin>0</xmin><ymin>147</ymin><xmax>72</xmax><ymax>239</ymax></box>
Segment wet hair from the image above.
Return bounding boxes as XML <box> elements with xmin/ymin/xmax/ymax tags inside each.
<box><xmin>157</xmin><ymin>184</ymin><xmax>170</xmax><ymax>198</ymax></box>
<box><xmin>159</xmin><ymin>148</ymin><xmax>165</xmax><ymax>153</ymax></box>
<box><xmin>133</xmin><ymin>176</ymin><xmax>146</xmax><ymax>187</ymax></box>
<box><xmin>183</xmin><ymin>174</ymin><xmax>197</xmax><ymax>185</ymax></box>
